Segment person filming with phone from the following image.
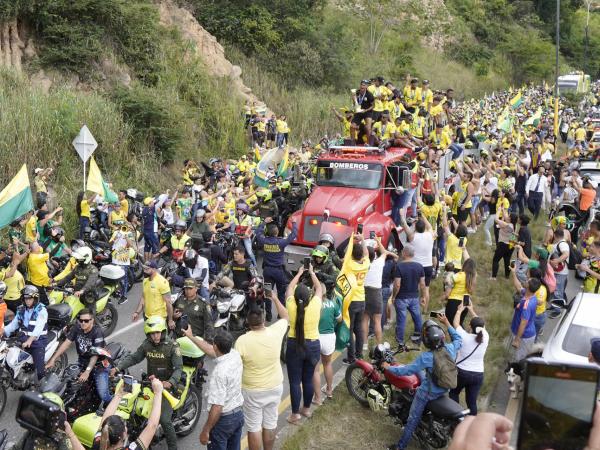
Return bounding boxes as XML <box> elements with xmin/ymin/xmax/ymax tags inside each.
<box><xmin>382</xmin><ymin>313</ymin><xmax>462</xmax><ymax>450</ymax></box>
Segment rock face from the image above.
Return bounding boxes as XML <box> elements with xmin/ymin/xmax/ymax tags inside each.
<box><xmin>0</xmin><ymin>19</ymin><xmax>35</xmax><ymax>72</ymax></box>
<box><xmin>158</xmin><ymin>0</ymin><xmax>271</xmax><ymax>115</ymax></box>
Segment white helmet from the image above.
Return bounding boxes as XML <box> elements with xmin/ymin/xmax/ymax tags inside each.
<box><xmin>73</xmin><ymin>246</ymin><xmax>93</xmax><ymax>265</ymax></box>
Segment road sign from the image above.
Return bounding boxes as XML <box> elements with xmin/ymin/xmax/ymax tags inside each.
<box><xmin>72</xmin><ymin>125</ymin><xmax>97</xmax><ymax>163</ymax></box>
<box><xmin>72</xmin><ymin>125</ymin><xmax>98</xmax><ymax>190</ymax></box>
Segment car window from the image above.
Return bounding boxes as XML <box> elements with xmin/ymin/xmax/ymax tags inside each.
<box><xmin>562</xmin><ymin>324</ymin><xmax>600</xmax><ymax>357</ymax></box>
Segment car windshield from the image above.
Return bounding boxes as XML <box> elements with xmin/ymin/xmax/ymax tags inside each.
<box><xmin>316</xmin><ymin>161</ymin><xmax>382</xmax><ymax>189</ymax></box>
<box><xmin>562</xmin><ymin>324</ymin><xmax>600</xmax><ymax>357</ymax></box>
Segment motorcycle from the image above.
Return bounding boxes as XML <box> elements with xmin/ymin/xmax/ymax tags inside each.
<box><xmin>549</xmin><ymin>202</ymin><xmax>598</xmax><ymax>245</ymax></box>
<box><xmin>0</xmin><ymin>305</ymin><xmax>71</xmax><ymax>416</ymax></box>
<box><xmin>345</xmin><ymin>343</ymin><xmax>469</xmax><ymax>450</ymax></box>
<box><xmin>211</xmin><ymin>287</ymin><xmax>247</xmax><ymax>340</ymax></box>
<box><xmin>48</xmin><ymin>264</ymin><xmax>124</xmax><ymax>337</ymax></box>
<box><xmin>72</xmin><ymin>336</ymin><xmax>205</xmax><ymax>448</ymax></box>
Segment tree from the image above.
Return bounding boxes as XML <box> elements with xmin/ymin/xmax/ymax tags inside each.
<box><xmin>339</xmin><ymin>0</ymin><xmax>397</xmax><ymax>54</ymax></box>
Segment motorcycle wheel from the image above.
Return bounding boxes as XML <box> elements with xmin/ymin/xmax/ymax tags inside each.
<box><xmin>96</xmin><ymin>303</ymin><xmax>118</xmax><ymax>337</ymax></box>
<box><xmin>0</xmin><ymin>385</ymin><xmax>6</xmax><ymax>418</ymax></box>
<box><xmin>175</xmin><ymin>385</ymin><xmax>202</xmax><ymax>437</ymax></box>
<box><xmin>133</xmin><ymin>260</ymin><xmax>143</xmax><ymax>282</ymax></box>
<box><xmin>344</xmin><ymin>362</ymin><xmax>371</xmax><ymax>407</ymax></box>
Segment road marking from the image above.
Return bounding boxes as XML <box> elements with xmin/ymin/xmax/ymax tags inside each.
<box><xmin>108</xmin><ymin>320</ymin><xmax>143</xmax><ymax>340</ymax></box>
<box><xmin>240</xmin><ymin>351</ymin><xmax>342</xmax><ymax>450</ymax></box>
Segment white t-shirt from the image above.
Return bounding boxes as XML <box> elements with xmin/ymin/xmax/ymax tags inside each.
<box><xmin>111</xmin><ymin>232</ymin><xmax>131</xmax><ymax>266</ymax></box>
<box><xmin>455</xmin><ymin>326</ymin><xmax>489</xmax><ymax>372</ymax></box>
<box><xmin>162</xmin><ymin>207</ymin><xmax>175</xmax><ymax>225</ymax></box>
<box><xmin>364</xmin><ymin>256</ymin><xmax>386</xmax><ymax>288</ymax></box>
<box><xmin>411</xmin><ymin>232</ymin><xmax>434</xmax><ymax>268</ymax></box>
<box><xmin>552</xmin><ymin>241</ymin><xmax>570</xmax><ymax>275</ymax></box>
<box><xmin>191</xmin><ymin>256</ymin><xmax>210</xmax><ymax>289</ymax></box>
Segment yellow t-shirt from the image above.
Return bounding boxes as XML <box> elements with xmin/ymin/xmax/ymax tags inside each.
<box><xmin>445</xmin><ymin>234</ymin><xmax>466</xmax><ymax>269</ymax></box>
<box><xmin>419</xmin><ymin>201</ymin><xmax>442</xmax><ymax>231</ymax></box>
<box><xmin>421</xmin><ymin>88</ymin><xmax>433</xmax><ymax>110</ymax></box>
<box><xmin>120</xmin><ymin>199</ymin><xmax>129</xmax><ymax>214</ymax></box>
<box><xmin>372</xmin><ymin>121</ymin><xmax>397</xmax><ymax>140</ymax></box>
<box><xmin>0</xmin><ymin>267</ymin><xmax>25</xmax><ymax>301</ymax></box>
<box><xmin>403</xmin><ymin>86</ymin><xmax>422</xmax><ymax>107</ymax></box>
<box><xmin>27</xmin><ymin>252</ymin><xmax>50</xmax><ymax>286</ymax></box>
<box><xmin>80</xmin><ymin>199</ymin><xmax>91</xmax><ymax>218</ymax></box>
<box><xmin>535</xmin><ymin>285</ymin><xmax>547</xmax><ymax>315</ymax></box>
<box><xmin>234</xmin><ymin>319</ymin><xmax>289</xmax><ymax>390</ymax></box>
<box><xmin>256</xmin><ymin>120</ymin><xmax>266</xmax><ymax>132</ymax></box>
<box><xmin>430</xmin><ymin>104</ymin><xmax>443</xmax><ymax>117</ymax></box>
<box><xmin>368</xmin><ymin>85</ymin><xmax>390</xmax><ymax>112</ymax></box>
<box><xmin>345</xmin><ymin>258</ymin><xmax>370</xmax><ymax>302</ymax></box>
<box><xmin>34</xmin><ymin>176</ymin><xmax>47</xmax><ymax>193</ymax></box>
<box><xmin>448</xmin><ymin>271</ymin><xmax>469</xmax><ymax>301</ymax></box>
<box><xmin>342</xmin><ymin>117</ymin><xmax>351</xmax><ymax>138</ymax></box>
<box><xmin>496</xmin><ymin>197</ymin><xmax>510</xmax><ymax>214</ymax></box>
<box><xmin>396</xmin><ymin>121</ymin><xmax>411</xmax><ymax>136</ymax></box>
<box><xmin>276</xmin><ymin>120</ymin><xmax>289</xmax><ymax>134</ymax></box>
<box><xmin>142</xmin><ymin>274</ymin><xmax>171</xmax><ymax>318</ymax></box>
<box><xmin>110</xmin><ymin>210</ymin><xmax>126</xmax><ymax>225</ymax></box>
<box><xmin>575</xmin><ymin>127</ymin><xmax>587</xmax><ymax>141</ymax></box>
<box><xmin>430</xmin><ymin>130</ymin><xmax>452</xmax><ymax>149</ymax></box>
<box><xmin>286</xmin><ymin>295</ymin><xmax>322</xmax><ymax>340</ymax></box>
<box><xmin>25</xmin><ymin>215</ymin><xmax>37</xmax><ymax>243</ymax></box>
<box><xmin>390</xmin><ymin>102</ymin><xmax>406</xmax><ymax>121</ymax></box>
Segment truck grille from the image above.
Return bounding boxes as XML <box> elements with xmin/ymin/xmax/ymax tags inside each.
<box><xmin>303</xmin><ymin>216</ymin><xmax>348</xmax><ymax>243</ymax></box>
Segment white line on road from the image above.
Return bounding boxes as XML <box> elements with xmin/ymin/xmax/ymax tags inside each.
<box><xmin>107</xmin><ymin>320</ymin><xmax>143</xmax><ymax>340</ymax></box>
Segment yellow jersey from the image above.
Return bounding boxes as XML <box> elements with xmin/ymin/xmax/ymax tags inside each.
<box><xmin>403</xmin><ymin>86</ymin><xmax>422</xmax><ymax>107</ymax></box>
<box><xmin>286</xmin><ymin>295</ymin><xmax>322</xmax><ymax>340</ymax></box>
<box><xmin>142</xmin><ymin>273</ymin><xmax>171</xmax><ymax>318</ymax></box>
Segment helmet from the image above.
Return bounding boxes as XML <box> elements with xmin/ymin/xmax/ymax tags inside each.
<box><xmin>261</xmin><ymin>190</ymin><xmax>273</xmax><ymax>202</ymax></box>
<box><xmin>21</xmin><ymin>285</ymin><xmax>40</xmax><ymax>300</ymax></box>
<box><xmin>311</xmin><ymin>245</ymin><xmax>329</xmax><ymax>260</ymax></box>
<box><xmin>70</xmin><ymin>239</ymin><xmax>85</xmax><ymax>251</ymax></box>
<box><xmin>208</xmin><ymin>158</ymin><xmax>219</xmax><ymax>166</ymax></box>
<box><xmin>174</xmin><ymin>220</ymin><xmax>187</xmax><ymax>232</ymax></box>
<box><xmin>195</xmin><ymin>209</ymin><xmax>206</xmax><ymax>218</ymax></box>
<box><xmin>280</xmin><ymin>181</ymin><xmax>291</xmax><ymax>190</ymax></box>
<box><xmin>318</xmin><ymin>233</ymin><xmax>335</xmax><ymax>247</ymax></box>
<box><xmin>51</xmin><ymin>227</ymin><xmax>65</xmax><ymax>238</ymax></box>
<box><xmin>0</xmin><ymin>281</ymin><xmax>6</xmax><ymax>297</ymax></box>
<box><xmin>236</xmin><ymin>202</ymin><xmax>250</xmax><ymax>214</ymax></box>
<box><xmin>183</xmin><ymin>249</ymin><xmax>198</xmax><ymax>269</ymax></box>
<box><xmin>73</xmin><ymin>246</ymin><xmax>93</xmax><ymax>264</ymax></box>
<box><xmin>82</xmin><ymin>226</ymin><xmax>92</xmax><ymax>238</ymax></box>
<box><xmin>42</xmin><ymin>392</ymin><xmax>65</xmax><ymax>410</ymax></box>
<box><xmin>144</xmin><ymin>316</ymin><xmax>167</xmax><ymax>335</ymax></box>
<box><xmin>421</xmin><ymin>320</ymin><xmax>445</xmax><ymax>350</ymax></box>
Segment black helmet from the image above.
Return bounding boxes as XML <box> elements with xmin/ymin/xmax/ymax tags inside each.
<box><xmin>82</xmin><ymin>226</ymin><xmax>92</xmax><ymax>238</ymax></box>
<box><xmin>183</xmin><ymin>249</ymin><xmax>197</xmax><ymax>269</ymax></box>
<box><xmin>421</xmin><ymin>320</ymin><xmax>445</xmax><ymax>350</ymax></box>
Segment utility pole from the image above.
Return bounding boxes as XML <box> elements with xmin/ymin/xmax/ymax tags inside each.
<box><xmin>555</xmin><ymin>0</ymin><xmax>560</xmax><ymax>98</ymax></box>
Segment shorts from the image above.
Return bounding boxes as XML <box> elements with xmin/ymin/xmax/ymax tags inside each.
<box><xmin>267</xmin><ymin>132</ymin><xmax>275</xmax><ymax>141</ymax></box>
<box><xmin>242</xmin><ymin>384</ymin><xmax>284</xmax><ymax>432</ymax></box>
<box><xmin>351</xmin><ymin>110</ymin><xmax>373</xmax><ymax>125</ymax></box>
<box><xmin>423</xmin><ymin>266</ymin><xmax>433</xmax><ymax>286</ymax></box>
<box><xmin>365</xmin><ymin>286</ymin><xmax>383</xmax><ymax>315</ymax></box>
<box><xmin>371</xmin><ymin>111</ymin><xmax>383</xmax><ymax>123</ymax></box>
<box><xmin>457</xmin><ymin>207</ymin><xmax>469</xmax><ymax>223</ymax></box>
<box><xmin>319</xmin><ymin>333</ymin><xmax>336</xmax><ymax>356</ymax></box>
<box><xmin>470</xmin><ymin>195</ymin><xmax>481</xmax><ymax>213</ymax></box>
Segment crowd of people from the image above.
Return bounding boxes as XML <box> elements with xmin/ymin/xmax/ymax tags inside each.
<box><xmin>1</xmin><ymin>73</ymin><xmax>600</xmax><ymax>450</ymax></box>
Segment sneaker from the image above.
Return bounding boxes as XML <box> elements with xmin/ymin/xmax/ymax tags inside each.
<box><xmin>383</xmin><ymin>323</ymin><xmax>392</xmax><ymax>330</ymax></box>
<box><xmin>342</xmin><ymin>357</ymin><xmax>356</xmax><ymax>365</ymax></box>
<box><xmin>467</xmin><ymin>227</ymin><xmax>476</xmax><ymax>234</ymax></box>
<box><xmin>117</xmin><ymin>296</ymin><xmax>128</xmax><ymax>305</ymax></box>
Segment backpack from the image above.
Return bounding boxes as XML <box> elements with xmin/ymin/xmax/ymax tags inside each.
<box><xmin>567</xmin><ymin>242</ymin><xmax>583</xmax><ymax>271</ymax></box>
<box><xmin>429</xmin><ymin>347</ymin><xmax>458</xmax><ymax>390</ymax></box>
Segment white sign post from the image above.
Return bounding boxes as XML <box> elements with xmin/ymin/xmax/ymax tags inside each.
<box><xmin>72</xmin><ymin>125</ymin><xmax>98</xmax><ymax>190</ymax></box>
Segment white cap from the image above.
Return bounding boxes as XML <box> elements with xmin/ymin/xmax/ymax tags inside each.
<box><xmin>34</xmin><ymin>168</ymin><xmax>43</xmax><ymax>174</ymax></box>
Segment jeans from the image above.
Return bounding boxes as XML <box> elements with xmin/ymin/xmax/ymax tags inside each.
<box><xmin>143</xmin><ymin>231</ymin><xmax>159</xmax><ymax>253</ymax></box>
<box><xmin>398</xmin><ymin>387</ymin><xmax>442</xmax><ymax>449</ymax></box>
<box><xmin>449</xmin><ymin>143</ymin><xmax>464</xmax><ymax>160</ymax></box>
<box><xmin>92</xmin><ymin>367</ymin><xmax>113</xmax><ymax>404</ymax></box>
<box><xmin>554</xmin><ymin>273</ymin><xmax>568</xmax><ymax>301</ymax></box>
<box><xmin>437</xmin><ymin>234</ymin><xmax>446</xmax><ymax>263</ymax></box>
<box><xmin>263</xmin><ymin>266</ymin><xmax>288</xmax><ymax>308</ymax></box>
<box><xmin>449</xmin><ymin>368</ymin><xmax>484</xmax><ymax>415</ymax></box>
<box><xmin>160</xmin><ymin>396</ymin><xmax>177</xmax><ymax>450</ymax></box>
<box><xmin>242</xmin><ymin>237</ymin><xmax>257</xmax><ymax>266</ymax></box>
<box><xmin>381</xmin><ymin>286</ymin><xmax>391</xmax><ymax>328</ymax></box>
<box><xmin>118</xmin><ymin>265</ymin><xmax>131</xmax><ymax>297</ymax></box>
<box><xmin>20</xmin><ymin>335</ymin><xmax>46</xmax><ymax>381</ymax></box>
<box><xmin>79</xmin><ymin>216</ymin><xmax>90</xmax><ymax>239</ymax></box>
<box><xmin>534</xmin><ymin>312</ymin><xmax>546</xmax><ymax>342</ymax></box>
<box><xmin>512</xmin><ymin>335</ymin><xmax>536</xmax><ymax>362</ymax></box>
<box><xmin>403</xmin><ymin>188</ymin><xmax>417</xmax><ymax>218</ymax></box>
<box><xmin>208</xmin><ymin>409</ymin><xmax>244</xmax><ymax>450</ymax></box>
<box><xmin>394</xmin><ymin>297</ymin><xmax>423</xmax><ymax>344</ymax></box>
<box><xmin>514</xmin><ymin>193</ymin><xmax>526</xmax><ymax>216</ymax></box>
<box><xmin>347</xmin><ymin>301</ymin><xmax>365</xmax><ymax>361</ymax></box>
<box><xmin>492</xmin><ymin>242</ymin><xmax>513</xmax><ymax>278</ymax></box>
<box><xmin>483</xmin><ymin>214</ymin><xmax>496</xmax><ymax>245</ymax></box>
<box><xmin>286</xmin><ymin>338</ymin><xmax>320</xmax><ymax>413</ymax></box>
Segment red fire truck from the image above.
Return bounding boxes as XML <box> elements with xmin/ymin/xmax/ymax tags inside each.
<box><xmin>284</xmin><ymin>145</ymin><xmax>415</xmax><ymax>271</ymax></box>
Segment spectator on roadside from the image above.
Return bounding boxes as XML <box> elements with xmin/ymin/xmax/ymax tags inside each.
<box><xmin>549</xmin><ymin>228</ymin><xmax>570</xmax><ymax>301</ymax></box>
<box><xmin>380</xmin><ymin>249</ymin><xmax>397</xmax><ymax>330</ymax></box>
<box><xmin>449</xmin><ymin>303</ymin><xmax>488</xmax><ymax>415</ymax></box>
<box><xmin>234</xmin><ymin>291</ymin><xmax>289</xmax><ymax>450</ymax></box>
<box><xmin>510</xmin><ymin>278</ymin><xmax>540</xmax><ymax>361</ymax></box>
<box><xmin>285</xmin><ymin>266</ymin><xmax>322</xmax><ymax>424</ymax></box>
<box><xmin>443</xmin><ymin>258</ymin><xmax>477</xmax><ymax>326</ymax></box>
<box><xmin>401</xmin><ymin>213</ymin><xmax>435</xmax><ymax>310</ymax></box>
<box><xmin>491</xmin><ymin>210</ymin><xmax>517</xmax><ymax>280</ymax></box>
<box><xmin>391</xmin><ymin>244</ymin><xmax>427</xmax><ymax>347</ymax></box>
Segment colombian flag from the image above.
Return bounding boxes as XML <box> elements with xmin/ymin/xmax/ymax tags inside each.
<box><xmin>253</xmin><ymin>144</ymin><xmax>262</xmax><ymax>163</ymax></box>
<box><xmin>333</xmin><ymin>234</ymin><xmax>361</xmax><ymax>351</ymax></box>
<box><xmin>87</xmin><ymin>157</ymin><xmax>118</xmax><ymax>203</ymax></box>
<box><xmin>510</xmin><ymin>91</ymin><xmax>523</xmax><ymax>109</ymax></box>
<box><xmin>277</xmin><ymin>147</ymin><xmax>289</xmax><ymax>178</ymax></box>
<box><xmin>523</xmin><ymin>108</ymin><xmax>542</xmax><ymax>127</ymax></box>
<box><xmin>0</xmin><ymin>164</ymin><xmax>34</xmax><ymax>229</ymax></box>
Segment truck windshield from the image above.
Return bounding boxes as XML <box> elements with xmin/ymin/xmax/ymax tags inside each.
<box><xmin>316</xmin><ymin>161</ymin><xmax>382</xmax><ymax>189</ymax></box>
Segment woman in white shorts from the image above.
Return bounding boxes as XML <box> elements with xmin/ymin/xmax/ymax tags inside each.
<box><xmin>312</xmin><ymin>296</ymin><xmax>342</xmax><ymax>404</ymax></box>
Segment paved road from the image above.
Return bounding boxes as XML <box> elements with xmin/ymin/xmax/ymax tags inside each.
<box><xmin>0</xmin><ymin>268</ymin><xmax>343</xmax><ymax>449</ymax></box>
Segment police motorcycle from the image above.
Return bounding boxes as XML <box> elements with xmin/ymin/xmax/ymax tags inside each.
<box><xmin>47</xmin><ymin>252</ymin><xmax>123</xmax><ymax>337</ymax></box>
<box><xmin>0</xmin><ymin>287</ymin><xmax>70</xmax><ymax>417</ymax></box>
<box><xmin>71</xmin><ymin>325</ymin><xmax>204</xmax><ymax>447</ymax></box>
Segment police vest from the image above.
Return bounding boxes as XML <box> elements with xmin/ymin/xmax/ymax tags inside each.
<box><xmin>17</xmin><ymin>302</ymin><xmax>48</xmax><ymax>337</ymax></box>
<box><xmin>171</xmin><ymin>234</ymin><xmax>190</xmax><ymax>251</ymax></box>
<box><xmin>143</xmin><ymin>338</ymin><xmax>179</xmax><ymax>382</ymax></box>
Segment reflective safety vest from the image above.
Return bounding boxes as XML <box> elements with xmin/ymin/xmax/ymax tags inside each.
<box><xmin>411</xmin><ymin>162</ymin><xmax>420</xmax><ymax>188</ymax></box>
<box><xmin>17</xmin><ymin>302</ymin><xmax>47</xmax><ymax>337</ymax></box>
<box><xmin>171</xmin><ymin>234</ymin><xmax>190</xmax><ymax>251</ymax></box>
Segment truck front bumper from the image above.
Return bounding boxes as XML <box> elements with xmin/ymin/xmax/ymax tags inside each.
<box><xmin>284</xmin><ymin>244</ymin><xmax>313</xmax><ymax>273</ymax></box>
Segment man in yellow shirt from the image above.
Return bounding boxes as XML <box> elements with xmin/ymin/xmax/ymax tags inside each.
<box><xmin>133</xmin><ymin>260</ymin><xmax>174</xmax><ymax>329</ymax></box>
<box><xmin>0</xmin><ymin>249</ymin><xmax>26</xmax><ymax>313</ymax></box>
<box><xmin>430</xmin><ymin>123</ymin><xmax>452</xmax><ymax>152</ymax></box>
<box><xmin>403</xmin><ymin>78</ymin><xmax>422</xmax><ymax>113</ymax></box>
<box><xmin>234</xmin><ymin>291</ymin><xmax>289</xmax><ymax>450</ymax></box>
<box><xmin>372</xmin><ymin>113</ymin><xmax>397</xmax><ymax>143</ymax></box>
<box><xmin>368</xmin><ymin>76</ymin><xmax>391</xmax><ymax>123</ymax></box>
<box><xmin>575</xmin><ymin>124</ymin><xmax>587</xmax><ymax>146</ymax></box>
<box><xmin>25</xmin><ymin>211</ymin><xmax>38</xmax><ymax>243</ymax></box>
<box><xmin>332</xmin><ymin>107</ymin><xmax>353</xmax><ymax>139</ymax></box>
<box><xmin>421</xmin><ymin>80</ymin><xmax>433</xmax><ymax>111</ymax></box>
<box><xmin>26</xmin><ymin>241</ymin><xmax>51</xmax><ymax>304</ymax></box>
<box><xmin>118</xmin><ymin>190</ymin><xmax>130</xmax><ymax>216</ymax></box>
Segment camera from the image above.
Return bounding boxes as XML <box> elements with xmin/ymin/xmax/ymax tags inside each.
<box><xmin>16</xmin><ymin>391</ymin><xmax>66</xmax><ymax>436</ymax></box>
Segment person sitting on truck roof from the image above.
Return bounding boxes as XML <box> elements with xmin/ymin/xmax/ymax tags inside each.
<box><xmin>371</xmin><ymin>113</ymin><xmax>396</xmax><ymax>145</ymax></box>
<box><xmin>331</xmin><ymin>107</ymin><xmax>353</xmax><ymax>139</ymax></box>
<box><xmin>350</xmin><ymin>80</ymin><xmax>375</xmax><ymax>145</ymax></box>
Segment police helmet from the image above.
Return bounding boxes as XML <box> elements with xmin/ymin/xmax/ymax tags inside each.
<box><xmin>144</xmin><ymin>316</ymin><xmax>167</xmax><ymax>335</ymax></box>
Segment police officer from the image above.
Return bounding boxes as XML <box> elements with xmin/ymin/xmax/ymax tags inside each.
<box><xmin>156</xmin><ymin>220</ymin><xmax>190</xmax><ymax>261</ymax></box>
<box><xmin>318</xmin><ymin>233</ymin><xmax>342</xmax><ymax>269</ymax></box>
<box><xmin>55</xmin><ymin>246</ymin><xmax>99</xmax><ymax>313</ymax></box>
<box><xmin>256</xmin><ymin>217</ymin><xmax>298</xmax><ymax>311</ymax></box>
<box><xmin>173</xmin><ymin>278</ymin><xmax>214</xmax><ymax>342</ymax></box>
<box><xmin>303</xmin><ymin>245</ymin><xmax>339</xmax><ymax>298</ymax></box>
<box><xmin>3</xmin><ymin>285</ymin><xmax>48</xmax><ymax>381</ymax></box>
<box><xmin>252</xmin><ymin>189</ymin><xmax>279</xmax><ymax>222</ymax></box>
<box><xmin>114</xmin><ymin>316</ymin><xmax>182</xmax><ymax>450</ymax></box>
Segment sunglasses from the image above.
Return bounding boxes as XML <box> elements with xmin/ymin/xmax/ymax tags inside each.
<box><xmin>79</xmin><ymin>318</ymin><xmax>92</xmax><ymax>323</ymax></box>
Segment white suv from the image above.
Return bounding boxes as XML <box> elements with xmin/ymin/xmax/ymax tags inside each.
<box><xmin>542</xmin><ymin>292</ymin><xmax>600</xmax><ymax>365</ymax></box>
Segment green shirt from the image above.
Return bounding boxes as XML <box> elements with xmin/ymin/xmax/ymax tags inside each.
<box><xmin>318</xmin><ymin>298</ymin><xmax>341</xmax><ymax>335</ymax></box>
<box><xmin>177</xmin><ymin>198</ymin><xmax>193</xmax><ymax>221</ymax></box>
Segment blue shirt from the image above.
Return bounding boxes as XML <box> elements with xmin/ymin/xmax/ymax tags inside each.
<box><xmin>394</xmin><ymin>261</ymin><xmax>425</xmax><ymax>299</ymax></box>
<box><xmin>5</xmin><ymin>305</ymin><xmax>48</xmax><ymax>339</ymax></box>
<box><xmin>381</xmin><ymin>257</ymin><xmax>396</xmax><ymax>288</ymax></box>
<box><xmin>387</xmin><ymin>326</ymin><xmax>462</xmax><ymax>396</ymax></box>
<box><xmin>142</xmin><ymin>205</ymin><xmax>157</xmax><ymax>233</ymax></box>
<box><xmin>511</xmin><ymin>290</ymin><xmax>538</xmax><ymax>339</ymax></box>
<box><xmin>256</xmin><ymin>222</ymin><xmax>298</xmax><ymax>267</ymax></box>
